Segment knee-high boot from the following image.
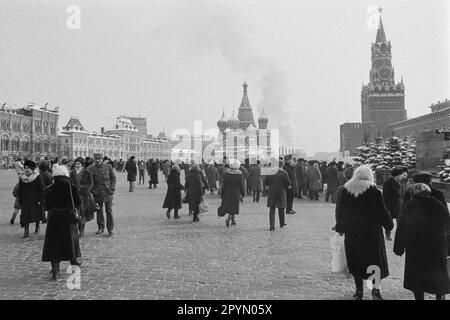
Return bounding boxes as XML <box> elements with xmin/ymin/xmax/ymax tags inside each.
<box><xmin>23</xmin><ymin>223</ymin><xmax>29</xmax><ymax>238</ymax></box>
<box><xmin>51</xmin><ymin>261</ymin><xmax>60</xmax><ymax>280</ymax></box>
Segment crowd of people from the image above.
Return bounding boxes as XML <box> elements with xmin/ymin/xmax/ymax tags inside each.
<box><xmin>7</xmin><ymin>153</ymin><xmax>450</xmax><ymax>300</ymax></box>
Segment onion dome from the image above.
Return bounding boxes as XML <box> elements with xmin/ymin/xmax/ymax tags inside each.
<box><xmin>217</xmin><ymin>109</ymin><xmax>229</xmax><ymax>132</ymax></box>
<box><xmin>258</xmin><ymin>109</ymin><xmax>269</xmax><ymax>129</ymax></box>
<box><xmin>228</xmin><ymin>109</ymin><xmax>240</xmax><ymax>131</ymax></box>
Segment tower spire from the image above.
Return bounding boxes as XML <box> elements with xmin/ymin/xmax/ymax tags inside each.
<box><xmin>375</xmin><ymin>7</ymin><xmax>386</xmax><ymax>43</ymax></box>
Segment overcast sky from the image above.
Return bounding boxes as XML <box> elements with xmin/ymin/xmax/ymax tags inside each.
<box><xmin>0</xmin><ymin>0</ymin><xmax>448</xmax><ymax>155</ymax></box>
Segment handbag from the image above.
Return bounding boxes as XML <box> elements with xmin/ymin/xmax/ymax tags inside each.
<box><xmin>69</xmin><ymin>184</ymin><xmax>82</xmax><ymax>223</ymax></box>
<box><xmin>217</xmin><ymin>205</ymin><xmax>225</xmax><ymax>217</ymax></box>
<box><xmin>199</xmin><ymin>197</ymin><xmax>209</xmax><ymax>213</ymax></box>
<box><xmin>330</xmin><ymin>233</ymin><xmax>348</xmax><ymax>273</ymax></box>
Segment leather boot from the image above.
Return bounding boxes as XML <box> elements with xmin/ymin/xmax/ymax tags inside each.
<box><xmin>34</xmin><ymin>223</ymin><xmax>40</xmax><ymax>235</ymax></box>
<box><xmin>51</xmin><ymin>262</ymin><xmax>60</xmax><ymax>280</ymax></box>
<box><xmin>23</xmin><ymin>224</ymin><xmax>29</xmax><ymax>238</ymax></box>
<box><xmin>79</xmin><ymin>224</ymin><xmax>85</xmax><ymax>238</ymax></box>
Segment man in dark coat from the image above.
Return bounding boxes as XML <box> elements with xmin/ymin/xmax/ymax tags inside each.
<box><xmin>87</xmin><ymin>153</ymin><xmax>116</xmax><ymax>235</ymax></box>
<box><xmin>220</xmin><ymin>160</ymin><xmax>245</xmax><ymax>227</ymax></box>
<box><xmin>239</xmin><ymin>163</ymin><xmax>249</xmax><ymax>202</ymax></box>
<box><xmin>295</xmin><ymin>158</ymin><xmax>306</xmax><ymax>199</ymax></box>
<box><xmin>125</xmin><ymin>156</ymin><xmax>138</xmax><ymax>192</ymax></box>
<box><xmin>283</xmin><ymin>154</ymin><xmax>297</xmax><ymax>214</ymax></box>
<box><xmin>382</xmin><ymin>167</ymin><xmax>407</xmax><ymax>241</ymax></box>
<box><xmin>42</xmin><ymin>165</ymin><xmax>82</xmax><ymax>280</ymax></box>
<box><xmin>265</xmin><ymin>167</ymin><xmax>291</xmax><ymax>231</ymax></box>
<box><xmin>18</xmin><ymin>160</ymin><xmax>45</xmax><ymax>237</ymax></box>
<box><xmin>325</xmin><ymin>162</ymin><xmax>339</xmax><ymax>203</ymax></box>
<box><xmin>394</xmin><ymin>183</ymin><xmax>450</xmax><ymax>300</ymax></box>
<box><xmin>150</xmin><ymin>159</ymin><xmax>159</xmax><ymax>189</ymax></box>
<box><xmin>249</xmin><ymin>161</ymin><xmax>263</xmax><ymax>203</ymax></box>
<box><xmin>244</xmin><ymin>158</ymin><xmax>252</xmax><ymax>196</ymax></box>
<box><xmin>335</xmin><ymin>165</ymin><xmax>393</xmax><ymax>300</ymax></box>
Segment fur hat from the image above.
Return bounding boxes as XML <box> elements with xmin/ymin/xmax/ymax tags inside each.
<box><xmin>24</xmin><ymin>160</ymin><xmax>36</xmax><ymax>170</ymax></box>
<box><xmin>391</xmin><ymin>167</ymin><xmax>404</xmax><ymax>177</ymax></box>
<box><xmin>412</xmin><ymin>172</ymin><xmax>432</xmax><ymax>184</ymax></box>
<box><xmin>74</xmin><ymin>157</ymin><xmax>85</xmax><ymax>165</ymax></box>
<box><xmin>228</xmin><ymin>159</ymin><xmax>241</xmax><ymax>169</ymax></box>
<box><xmin>52</xmin><ymin>165</ymin><xmax>69</xmax><ymax>178</ymax></box>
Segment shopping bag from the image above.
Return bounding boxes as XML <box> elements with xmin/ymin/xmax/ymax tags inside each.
<box><xmin>330</xmin><ymin>234</ymin><xmax>348</xmax><ymax>273</ymax></box>
<box><xmin>323</xmin><ymin>183</ymin><xmax>328</xmax><ymax>194</ymax></box>
<box><xmin>199</xmin><ymin>198</ymin><xmax>209</xmax><ymax>213</ymax></box>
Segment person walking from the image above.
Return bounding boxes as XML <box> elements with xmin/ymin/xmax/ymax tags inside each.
<box><xmin>403</xmin><ymin>172</ymin><xmax>447</xmax><ymax>209</ymax></box>
<box><xmin>150</xmin><ymin>159</ymin><xmax>159</xmax><ymax>189</ymax></box>
<box><xmin>42</xmin><ymin>165</ymin><xmax>82</xmax><ymax>280</ymax></box>
<box><xmin>382</xmin><ymin>167</ymin><xmax>407</xmax><ymax>241</ymax></box>
<box><xmin>239</xmin><ymin>163</ymin><xmax>249</xmax><ymax>202</ymax></box>
<box><xmin>206</xmin><ymin>161</ymin><xmax>219</xmax><ymax>195</ymax></box>
<box><xmin>125</xmin><ymin>156</ymin><xmax>138</xmax><ymax>192</ymax></box>
<box><xmin>394</xmin><ymin>183</ymin><xmax>450</xmax><ymax>300</ymax></box>
<box><xmin>162</xmin><ymin>160</ymin><xmax>171</xmax><ymax>182</ymax></box>
<box><xmin>18</xmin><ymin>160</ymin><xmax>45</xmax><ymax>237</ymax></box>
<box><xmin>185</xmin><ymin>165</ymin><xmax>203</xmax><ymax>222</ymax></box>
<box><xmin>163</xmin><ymin>165</ymin><xmax>184</xmax><ymax>219</ymax></box>
<box><xmin>325</xmin><ymin>162</ymin><xmax>339</xmax><ymax>203</ymax></box>
<box><xmin>219</xmin><ymin>159</ymin><xmax>245</xmax><ymax>227</ymax></box>
<box><xmin>249</xmin><ymin>160</ymin><xmax>263</xmax><ymax>203</ymax></box>
<box><xmin>335</xmin><ymin>165</ymin><xmax>393</xmax><ymax>300</ymax></box>
<box><xmin>307</xmin><ymin>162</ymin><xmax>322</xmax><ymax>201</ymax></box>
<box><xmin>295</xmin><ymin>158</ymin><xmax>306</xmax><ymax>199</ymax></box>
<box><xmin>217</xmin><ymin>161</ymin><xmax>226</xmax><ymax>196</ymax></box>
<box><xmin>138</xmin><ymin>160</ymin><xmax>146</xmax><ymax>185</ymax></box>
<box><xmin>38</xmin><ymin>160</ymin><xmax>53</xmax><ymax>223</ymax></box>
<box><xmin>70</xmin><ymin>157</ymin><xmax>94</xmax><ymax>238</ymax></box>
<box><xmin>87</xmin><ymin>153</ymin><xmax>116</xmax><ymax>235</ymax></box>
<box><xmin>10</xmin><ymin>183</ymin><xmax>20</xmax><ymax>225</ymax></box>
<box><xmin>283</xmin><ymin>154</ymin><xmax>297</xmax><ymax>214</ymax></box>
<box><xmin>265</xmin><ymin>167</ymin><xmax>292</xmax><ymax>231</ymax></box>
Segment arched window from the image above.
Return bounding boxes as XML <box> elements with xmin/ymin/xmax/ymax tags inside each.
<box><xmin>0</xmin><ymin>135</ymin><xmax>9</xmax><ymax>151</ymax></box>
<box><xmin>11</xmin><ymin>136</ymin><xmax>20</xmax><ymax>151</ymax></box>
<box><xmin>43</xmin><ymin>141</ymin><xmax>49</xmax><ymax>152</ymax></box>
<box><xmin>22</xmin><ymin>139</ymin><xmax>29</xmax><ymax>152</ymax></box>
<box><xmin>34</xmin><ymin>140</ymin><xmax>42</xmax><ymax>152</ymax></box>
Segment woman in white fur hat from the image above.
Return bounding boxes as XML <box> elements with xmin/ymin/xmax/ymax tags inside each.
<box><xmin>219</xmin><ymin>159</ymin><xmax>245</xmax><ymax>227</ymax></box>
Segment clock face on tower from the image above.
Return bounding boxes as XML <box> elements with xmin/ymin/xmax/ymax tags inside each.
<box><xmin>379</xmin><ymin>67</ymin><xmax>391</xmax><ymax>80</ymax></box>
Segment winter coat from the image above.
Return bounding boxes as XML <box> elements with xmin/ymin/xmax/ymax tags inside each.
<box><xmin>217</xmin><ymin>165</ymin><xmax>226</xmax><ymax>185</ymax></box>
<box><xmin>40</xmin><ymin>170</ymin><xmax>53</xmax><ymax>187</ymax></box>
<box><xmin>325</xmin><ymin>166</ymin><xmax>339</xmax><ymax>192</ymax></box>
<box><xmin>125</xmin><ymin>160</ymin><xmax>138</xmax><ymax>182</ymax></box>
<box><xmin>283</xmin><ymin>163</ymin><xmax>298</xmax><ymax>195</ymax></box>
<box><xmin>206</xmin><ymin>165</ymin><xmax>219</xmax><ymax>189</ymax></box>
<box><xmin>382</xmin><ymin>177</ymin><xmax>402</xmax><ymax>219</ymax></box>
<box><xmin>239</xmin><ymin>166</ymin><xmax>249</xmax><ymax>189</ymax></box>
<box><xmin>18</xmin><ymin>171</ymin><xmax>45</xmax><ymax>226</ymax></box>
<box><xmin>70</xmin><ymin>168</ymin><xmax>95</xmax><ymax>223</ymax></box>
<box><xmin>185</xmin><ymin>170</ymin><xmax>203</xmax><ymax>210</ymax></box>
<box><xmin>220</xmin><ymin>169</ymin><xmax>245</xmax><ymax>215</ymax></box>
<box><xmin>163</xmin><ymin>169</ymin><xmax>184</xmax><ymax>209</ymax></box>
<box><xmin>150</xmin><ymin>162</ymin><xmax>159</xmax><ymax>184</ymax></box>
<box><xmin>87</xmin><ymin>163</ymin><xmax>116</xmax><ymax>203</ymax></box>
<box><xmin>403</xmin><ymin>186</ymin><xmax>447</xmax><ymax>211</ymax></box>
<box><xmin>42</xmin><ymin>176</ymin><xmax>81</xmax><ymax>262</ymax></box>
<box><xmin>249</xmin><ymin>165</ymin><xmax>263</xmax><ymax>192</ymax></box>
<box><xmin>394</xmin><ymin>195</ymin><xmax>450</xmax><ymax>294</ymax></box>
<box><xmin>265</xmin><ymin>169</ymin><xmax>291</xmax><ymax>208</ymax></box>
<box><xmin>335</xmin><ymin>185</ymin><xmax>393</xmax><ymax>280</ymax></box>
<box><xmin>13</xmin><ymin>183</ymin><xmax>21</xmax><ymax>210</ymax></box>
<box><xmin>163</xmin><ymin>162</ymin><xmax>171</xmax><ymax>176</ymax></box>
<box><xmin>295</xmin><ymin>163</ymin><xmax>306</xmax><ymax>186</ymax></box>
<box><xmin>306</xmin><ymin>166</ymin><xmax>322</xmax><ymax>191</ymax></box>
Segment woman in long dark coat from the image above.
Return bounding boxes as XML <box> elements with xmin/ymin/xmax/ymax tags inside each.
<box><xmin>335</xmin><ymin>165</ymin><xmax>394</xmax><ymax>300</ymax></box>
<box><xmin>163</xmin><ymin>165</ymin><xmax>184</xmax><ymax>219</ymax></box>
<box><xmin>150</xmin><ymin>159</ymin><xmax>159</xmax><ymax>189</ymax></box>
<box><xmin>220</xmin><ymin>159</ymin><xmax>245</xmax><ymax>227</ymax></box>
<box><xmin>394</xmin><ymin>183</ymin><xmax>450</xmax><ymax>300</ymax></box>
<box><xmin>70</xmin><ymin>157</ymin><xmax>94</xmax><ymax>238</ymax></box>
<box><xmin>42</xmin><ymin>165</ymin><xmax>82</xmax><ymax>280</ymax></box>
<box><xmin>265</xmin><ymin>167</ymin><xmax>291</xmax><ymax>231</ymax></box>
<box><xmin>382</xmin><ymin>167</ymin><xmax>406</xmax><ymax>240</ymax></box>
<box><xmin>325</xmin><ymin>162</ymin><xmax>339</xmax><ymax>203</ymax></box>
<box><xmin>125</xmin><ymin>156</ymin><xmax>138</xmax><ymax>192</ymax></box>
<box><xmin>39</xmin><ymin>160</ymin><xmax>53</xmax><ymax>223</ymax></box>
<box><xmin>206</xmin><ymin>162</ymin><xmax>219</xmax><ymax>195</ymax></box>
<box><xmin>185</xmin><ymin>165</ymin><xmax>203</xmax><ymax>222</ymax></box>
<box><xmin>18</xmin><ymin>160</ymin><xmax>45</xmax><ymax>237</ymax></box>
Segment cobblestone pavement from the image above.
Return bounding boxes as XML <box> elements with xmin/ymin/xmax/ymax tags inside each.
<box><xmin>0</xmin><ymin>169</ymin><xmax>427</xmax><ymax>300</ymax></box>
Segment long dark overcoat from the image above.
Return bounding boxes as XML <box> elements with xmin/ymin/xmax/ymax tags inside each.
<box><xmin>326</xmin><ymin>166</ymin><xmax>339</xmax><ymax>192</ymax></box>
<box><xmin>220</xmin><ymin>169</ymin><xmax>245</xmax><ymax>215</ymax></box>
<box><xmin>150</xmin><ymin>162</ymin><xmax>159</xmax><ymax>184</ymax></box>
<box><xmin>42</xmin><ymin>176</ymin><xmax>81</xmax><ymax>262</ymax></box>
<box><xmin>70</xmin><ymin>169</ymin><xmax>94</xmax><ymax>222</ymax></box>
<box><xmin>283</xmin><ymin>163</ymin><xmax>298</xmax><ymax>195</ymax></box>
<box><xmin>249</xmin><ymin>165</ymin><xmax>263</xmax><ymax>192</ymax></box>
<box><xmin>306</xmin><ymin>166</ymin><xmax>322</xmax><ymax>191</ymax></box>
<box><xmin>163</xmin><ymin>169</ymin><xmax>184</xmax><ymax>209</ymax></box>
<box><xmin>382</xmin><ymin>177</ymin><xmax>402</xmax><ymax>219</ymax></box>
<box><xmin>206</xmin><ymin>165</ymin><xmax>219</xmax><ymax>189</ymax></box>
<box><xmin>295</xmin><ymin>163</ymin><xmax>306</xmax><ymax>187</ymax></box>
<box><xmin>394</xmin><ymin>195</ymin><xmax>450</xmax><ymax>295</ymax></box>
<box><xmin>335</xmin><ymin>185</ymin><xmax>394</xmax><ymax>280</ymax></box>
<box><xmin>185</xmin><ymin>171</ymin><xmax>203</xmax><ymax>211</ymax></box>
<box><xmin>125</xmin><ymin>160</ymin><xmax>138</xmax><ymax>182</ymax></box>
<box><xmin>18</xmin><ymin>172</ymin><xmax>45</xmax><ymax>226</ymax></box>
<box><xmin>265</xmin><ymin>169</ymin><xmax>291</xmax><ymax>208</ymax></box>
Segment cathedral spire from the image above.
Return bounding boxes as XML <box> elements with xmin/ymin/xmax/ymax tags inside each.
<box><xmin>375</xmin><ymin>8</ymin><xmax>386</xmax><ymax>43</ymax></box>
<box><xmin>237</xmin><ymin>81</ymin><xmax>256</xmax><ymax>130</ymax></box>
